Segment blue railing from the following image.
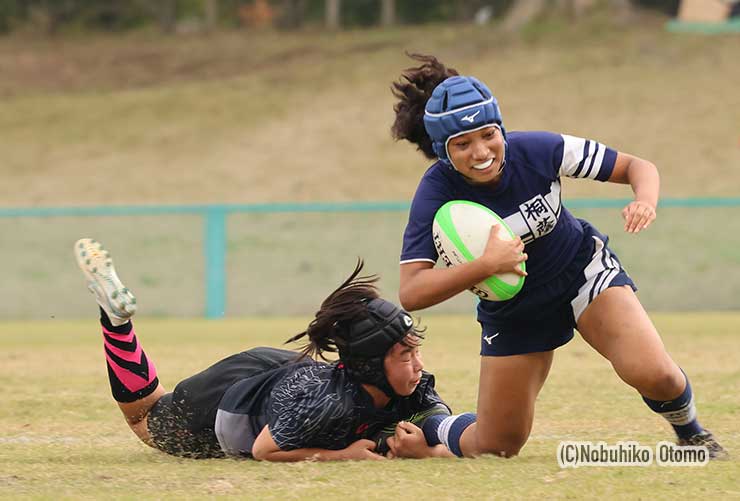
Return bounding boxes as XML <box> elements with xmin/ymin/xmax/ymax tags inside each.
<box><xmin>3</xmin><ymin>197</ymin><xmax>739</xmax><ymax>318</ymax></box>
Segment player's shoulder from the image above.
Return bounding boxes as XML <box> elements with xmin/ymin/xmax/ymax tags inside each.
<box><xmin>417</xmin><ymin>160</ymin><xmax>458</xmax><ymax>188</ymax></box>
<box><xmin>415</xmin><ymin>161</ymin><xmax>468</xmax><ymax>199</ymax></box>
<box><xmin>408</xmin><ymin>162</ymin><xmax>459</xmax><ymax>213</ymax></box>
<box><xmin>508</xmin><ymin>130</ymin><xmax>566</xmax><ymax>173</ymax></box>
<box><xmin>273</xmin><ymin>362</ymin><xmax>333</xmax><ymax>398</ymax></box>
<box><xmin>278</xmin><ymin>363</ymin><xmax>357</xmax><ymax>403</ymax></box>
<box><xmin>508</xmin><ymin>130</ymin><xmax>564</xmax><ymax>155</ymax></box>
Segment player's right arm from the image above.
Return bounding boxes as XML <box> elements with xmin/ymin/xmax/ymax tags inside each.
<box><xmin>386</xmin><ymin>421</ymin><xmax>455</xmax><ymax>459</ymax></box>
<box><xmin>399</xmin><ymin>225</ymin><xmax>527</xmax><ymax>311</ymax></box>
<box><xmin>251</xmin><ymin>425</ymin><xmax>384</xmax><ymax>462</ymax></box>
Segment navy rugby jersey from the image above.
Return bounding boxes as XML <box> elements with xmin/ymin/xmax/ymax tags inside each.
<box><xmin>215</xmin><ymin>356</ymin><xmax>449</xmax><ymax>457</ymax></box>
<box><xmin>400</xmin><ymin>131</ymin><xmax>617</xmax><ymax>303</ymax></box>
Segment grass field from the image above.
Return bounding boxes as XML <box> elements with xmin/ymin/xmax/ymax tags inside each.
<box><xmin>1</xmin><ymin>314</ymin><xmax>739</xmax><ymax>499</ymax></box>
<box><xmin>2</xmin><ymin>11</ymin><xmax>739</xmax><ymax>499</ymax></box>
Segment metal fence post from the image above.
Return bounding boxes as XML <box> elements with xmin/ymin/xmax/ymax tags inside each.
<box><xmin>204</xmin><ymin>206</ymin><xmax>227</xmax><ymax>318</ymax></box>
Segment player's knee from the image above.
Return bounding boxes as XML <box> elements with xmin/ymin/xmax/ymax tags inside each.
<box><xmin>475</xmin><ymin>430</ymin><xmax>528</xmax><ymax>458</ymax></box>
<box><xmin>477</xmin><ymin>442</ymin><xmax>524</xmax><ymax>458</ymax></box>
<box><xmin>129</xmin><ymin>418</ymin><xmax>156</xmax><ymax>447</ymax></box>
<box><xmin>623</xmin><ymin>362</ymin><xmax>683</xmax><ymax>397</ymax></box>
<box><xmin>645</xmin><ymin>365</ymin><xmax>684</xmax><ymax>395</ymax></box>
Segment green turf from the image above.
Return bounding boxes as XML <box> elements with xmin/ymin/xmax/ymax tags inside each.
<box><xmin>1</xmin><ymin>315</ymin><xmax>738</xmax><ymax>499</ymax></box>
<box><xmin>1</xmin><ymin>16</ymin><xmax>738</xmax><ymax>497</ymax></box>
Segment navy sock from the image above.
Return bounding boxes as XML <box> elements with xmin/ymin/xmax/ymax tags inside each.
<box><xmin>422</xmin><ymin>414</ymin><xmax>445</xmax><ymax>446</ymax></box>
<box><xmin>422</xmin><ymin>413</ymin><xmax>476</xmax><ymax>457</ymax></box>
<box><xmin>445</xmin><ymin>413</ymin><xmax>476</xmax><ymax>457</ymax></box>
<box><xmin>642</xmin><ymin>372</ymin><xmax>702</xmax><ymax>439</ymax></box>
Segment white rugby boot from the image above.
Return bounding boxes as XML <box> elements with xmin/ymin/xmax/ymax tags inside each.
<box><xmin>74</xmin><ymin>238</ymin><xmax>136</xmax><ymax>326</ymax></box>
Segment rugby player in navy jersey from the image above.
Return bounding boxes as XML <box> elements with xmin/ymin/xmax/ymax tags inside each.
<box><xmin>74</xmin><ymin>238</ymin><xmax>453</xmax><ymax>461</ymax></box>
<box><xmin>390</xmin><ymin>54</ymin><xmax>726</xmax><ymax>459</ymax></box>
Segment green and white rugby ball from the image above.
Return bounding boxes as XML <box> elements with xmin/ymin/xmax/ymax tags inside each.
<box><xmin>432</xmin><ymin>200</ymin><xmax>525</xmax><ymax>301</ymax></box>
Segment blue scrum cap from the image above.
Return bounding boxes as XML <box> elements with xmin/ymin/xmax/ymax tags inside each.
<box><xmin>423</xmin><ymin>76</ymin><xmax>505</xmax><ymax>165</ymax></box>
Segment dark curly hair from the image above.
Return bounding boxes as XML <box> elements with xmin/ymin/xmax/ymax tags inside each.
<box><xmin>285</xmin><ymin>259</ymin><xmax>423</xmax><ymax>361</ymax></box>
<box><xmin>390</xmin><ymin>53</ymin><xmax>458</xmax><ymax>159</ymax></box>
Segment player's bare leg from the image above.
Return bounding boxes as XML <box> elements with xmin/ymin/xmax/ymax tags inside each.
<box><xmin>578</xmin><ymin>286</ymin><xmax>682</xmax><ymax>399</ymax></box>
<box><xmin>459</xmin><ymin>351</ymin><xmax>553</xmax><ymax>457</ymax></box>
<box><xmin>578</xmin><ymin>285</ymin><xmax>727</xmax><ymax>459</ymax></box>
<box><xmin>116</xmin><ymin>389</ymin><xmax>166</xmax><ymax>445</ymax></box>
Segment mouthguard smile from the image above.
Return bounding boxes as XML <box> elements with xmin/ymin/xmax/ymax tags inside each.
<box><xmin>472</xmin><ymin>158</ymin><xmax>494</xmax><ymax>170</ymax></box>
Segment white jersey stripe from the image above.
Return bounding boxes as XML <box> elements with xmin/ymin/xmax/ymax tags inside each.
<box><xmin>400</xmin><ymin>257</ymin><xmax>436</xmax><ymax>265</ymax></box>
<box><xmin>572</xmin><ymin>140</ymin><xmax>591</xmax><ymax>177</ymax></box>
<box><xmin>571</xmin><ymin>235</ymin><xmax>622</xmax><ymax>321</ymax></box>
<box><xmin>544</xmin><ymin>179</ymin><xmax>562</xmax><ymax>218</ymax></box>
<box><xmin>595</xmin><ymin>268</ymin><xmax>619</xmax><ymax>301</ymax></box>
<box><xmin>589</xmin><ymin>142</ymin><xmax>607</xmax><ymax>179</ymax></box>
<box><xmin>571</xmin><ymin>236</ymin><xmax>605</xmax><ymax>320</ymax></box>
<box><xmin>589</xmin><ymin>240</ymin><xmax>620</xmax><ymax>301</ymax></box>
<box><xmin>559</xmin><ymin>134</ymin><xmax>610</xmax><ymax>180</ymax></box>
<box><xmin>589</xmin><ymin>271</ymin><xmax>607</xmax><ymax>303</ymax></box>
<box><xmin>588</xmin><ymin>248</ymin><xmax>611</xmax><ymax>303</ymax></box>
<box><xmin>559</xmin><ymin>134</ymin><xmax>586</xmax><ymax>177</ymax></box>
<box><xmin>582</xmin><ymin>142</ymin><xmax>600</xmax><ymax>179</ymax></box>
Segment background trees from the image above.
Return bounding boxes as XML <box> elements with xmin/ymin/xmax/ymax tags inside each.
<box><xmin>0</xmin><ymin>0</ymin><xmax>682</xmax><ymax>35</ymax></box>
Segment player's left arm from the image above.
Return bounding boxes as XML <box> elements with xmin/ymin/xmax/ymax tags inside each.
<box><xmin>607</xmin><ymin>152</ymin><xmax>660</xmax><ymax>233</ymax></box>
<box><xmin>252</xmin><ymin>424</ymin><xmax>385</xmax><ymax>462</ymax></box>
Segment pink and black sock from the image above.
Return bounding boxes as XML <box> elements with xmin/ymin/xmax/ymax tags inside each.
<box><xmin>100</xmin><ymin>307</ymin><xmax>159</xmax><ymax>403</ymax></box>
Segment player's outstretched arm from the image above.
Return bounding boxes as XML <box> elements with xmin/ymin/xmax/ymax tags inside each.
<box><xmin>251</xmin><ymin>425</ymin><xmax>385</xmax><ymax>462</ymax></box>
<box><xmin>607</xmin><ymin>152</ymin><xmax>659</xmax><ymax>233</ymax></box>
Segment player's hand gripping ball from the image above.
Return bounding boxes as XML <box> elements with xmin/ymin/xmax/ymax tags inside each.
<box><xmin>433</xmin><ymin>200</ymin><xmax>525</xmax><ymax>301</ymax></box>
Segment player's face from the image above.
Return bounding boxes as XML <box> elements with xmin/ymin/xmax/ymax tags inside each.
<box><xmin>447</xmin><ymin>125</ymin><xmax>505</xmax><ymax>185</ymax></box>
<box><xmin>383</xmin><ymin>336</ymin><xmax>424</xmax><ymax>396</ymax></box>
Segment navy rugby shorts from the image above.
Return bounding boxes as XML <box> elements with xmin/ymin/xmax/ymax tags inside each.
<box><xmin>479</xmin><ymin>220</ymin><xmax>636</xmax><ymax>357</ymax></box>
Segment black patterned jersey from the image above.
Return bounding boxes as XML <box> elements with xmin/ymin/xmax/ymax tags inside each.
<box><xmin>268</xmin><ymin>363</ymin><xmax>448</xmax><ymax>451</ymax></box>
<box><xmin>215</xmin><ymin>356</ymin><xmax>449</xmax><ymax>456</ymax></box>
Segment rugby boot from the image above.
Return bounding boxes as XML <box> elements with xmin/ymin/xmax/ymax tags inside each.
<box><xmin>678</xmin><ymin>430</ymin><xmax>729</xmax><ymax>460</ymax></box>
<box><xmin>74</xmin><ymin>238</ymin><xmax>136</xmax><ymax>326</ymax></box>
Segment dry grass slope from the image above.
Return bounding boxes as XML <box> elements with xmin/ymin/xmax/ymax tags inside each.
<box><xmin>1</xmin><ymin>16</ymin><xmax>739</xmax><ymax>207</ymax></box>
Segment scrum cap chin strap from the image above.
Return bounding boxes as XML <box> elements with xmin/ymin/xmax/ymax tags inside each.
<box><xmin>338</xmin><ymin>298</ymin><xmax>415</xmax><ymax>398</ymax></box>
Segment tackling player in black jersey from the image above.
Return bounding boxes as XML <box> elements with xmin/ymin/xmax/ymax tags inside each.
<box><xmin>75</xmin><ymin>238</ymin><xmax>453</xmax><ymax>461</ymax></box>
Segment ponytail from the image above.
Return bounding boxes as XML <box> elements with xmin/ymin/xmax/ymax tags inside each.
<box><xmin>390</xmin><ymin>53</ymin><xmax>458</xmax><ymax>159</ymax></box>
<box><xmin>285</xmin><ymin>259</ymin><xmax>380</xmax><ymax>360</ymax></box>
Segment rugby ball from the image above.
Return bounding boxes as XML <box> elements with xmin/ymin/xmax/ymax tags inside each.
<box><xmin>432</xmin><ymin>200</ymin><xmax>525</xmax><ymax>301</ymax></box>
